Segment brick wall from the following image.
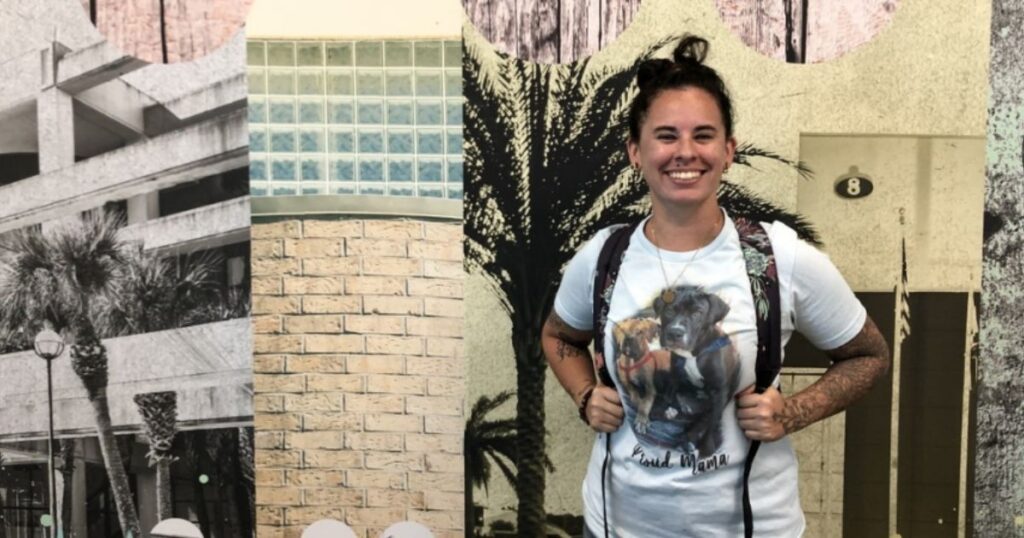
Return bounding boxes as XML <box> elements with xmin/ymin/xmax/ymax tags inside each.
<box><xmin>251</xmin><ymin>218</ymin><xmax>464</xmax><ymax>538</ymax></box>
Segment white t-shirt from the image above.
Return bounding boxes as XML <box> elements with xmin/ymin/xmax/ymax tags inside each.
<box><xmin>553</xmin><ymin>213</ymin><xmax>866</xmax><ymax>537</ymax></box>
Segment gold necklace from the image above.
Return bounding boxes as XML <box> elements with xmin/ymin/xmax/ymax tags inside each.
<box><xmin>650</xmin><ymin>212</ymin><xmax>723</xmax><ymax>303</ymax></box>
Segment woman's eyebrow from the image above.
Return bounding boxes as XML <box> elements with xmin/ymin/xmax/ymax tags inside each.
<box><xmin>651</xmin><ymin>124</ymin><xmax>719</xmax><ymax>133</ymax></box>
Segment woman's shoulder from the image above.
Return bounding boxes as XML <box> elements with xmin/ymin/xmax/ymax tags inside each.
<box><xmin>577</xmin><ymin>222</ymin><xmax>638</xmax><ymax>254</ymax></box>
<box><xmin>761</xmin><ymin>219</ymin><xmax>800</xmax><ymax>246</ymax></box>
<box><xmin>560</xmin><ymin>222</ymin><xmax>642</xmax><ymax>278</ymax></box>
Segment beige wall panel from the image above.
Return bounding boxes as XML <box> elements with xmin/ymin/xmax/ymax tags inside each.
<box><xmin>246</xmin><ymin>0</ymin><xmax>462</xmax><ymax>39</ymax></box>
<box><xmin>798</xmin><ymin>136</ymin><xmax>984</xmax><ymax>292</ymax></box>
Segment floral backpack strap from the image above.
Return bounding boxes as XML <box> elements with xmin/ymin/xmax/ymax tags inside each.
<box><xmin>735</xmin><ymin>217</ymin><xmax>782</xmax><ymax>392</ymax></box>
<box><xmin>591</xmin><ymin>222</ymin><xmax>639</xmax><ymax>387</ymax></box>
<box><xmin>734</xmin><ymin>216</ymin><xmax>782</xmax><ymax>538</ymax></box>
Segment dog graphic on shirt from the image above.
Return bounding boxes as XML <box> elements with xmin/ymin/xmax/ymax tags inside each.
<box><xmin>613</xmin><ymin>286</ymin><xmax>740</xmax><ymax>457</ymax></box>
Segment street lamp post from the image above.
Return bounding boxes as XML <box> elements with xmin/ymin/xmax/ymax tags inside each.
<box><xmin>34</xmin><ymin>329</ymin><xmax>64</xmax><ymax>538</ymax></box>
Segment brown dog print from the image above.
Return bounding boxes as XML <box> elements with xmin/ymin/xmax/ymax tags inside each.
<box><xmin>613</xmin><ymin>317</ymin><xmax>672</xmax><ymax>434</ymax></box>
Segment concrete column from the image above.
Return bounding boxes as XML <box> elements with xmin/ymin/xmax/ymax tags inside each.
<box><xmin>136</xmin><ymin>469</ymin><xmax>158</xmax><ymax>535</ymax></box>
<box><xmin>227</xmin><ymin>256</ymin><xmax>246</xmax><ymax>287</ymax></box>
<box><xmin>36</xmin><ymin>86</ymin><xmax>75</xmax><ymax>174</ymax></box>
<box><xmin>71</xmin><ymin>456</ymin><xmax>87</xmax><ymax>537</ymax></box>
<box><xmin>127</xmin><ymin>191</ymin><xmax>161</xmax><ymax>224</ymax></box>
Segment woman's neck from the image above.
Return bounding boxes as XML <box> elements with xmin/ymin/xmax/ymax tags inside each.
<box><xmin>645</xmin><ymin>201</ymin><xmax>724</xmax><ymax>252</ymax></box>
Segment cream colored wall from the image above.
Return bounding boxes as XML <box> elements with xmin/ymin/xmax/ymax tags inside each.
<box><xmin>579</xmin><ymin>0</ymin><xmax>990</xmax><ymax>213</ymax></box>
<box><xmin>467</xmin><ymin>0</ymin><xmax>990</xmax><ymax>519</ymax></box>
<box><xmin>247</xmin><ymin>0</ymin><xmax>462</xmax><ymax>39</ymax></box>
<box><xmin>798</xmin><ymin>135</ymin><xmax>985</xmax><ymax>292</ymax></box>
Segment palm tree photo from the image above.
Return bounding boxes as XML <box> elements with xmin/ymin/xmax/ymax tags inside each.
<box><xmin>0</xmin><ymin>212</ymin><xmax>251</xmax><ymax>537</ymax></box>
<box><xmin>133</xmin><ymin>391</ymin><xmax>178</xmax><ymax>522</ymax></box>
<box><xmin>0</xmin><ymin>214</ymin><xmax>142</xmax><ymax>537</ymax></box>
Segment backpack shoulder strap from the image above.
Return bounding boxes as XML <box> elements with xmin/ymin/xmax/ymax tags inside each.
<box><xmin>734</xmin><ymin>217</ymin><xmax>782</xmax><ymax>391</ymax></box>
<box><xmin>591</xmin><ymin>222</ymin><xmax>639</xmax><ymax>387</ymax></box>
<box><xmin>734</xmin><ymin>216</ymin><xmax>782</xmax><ymax>538</ymax></box>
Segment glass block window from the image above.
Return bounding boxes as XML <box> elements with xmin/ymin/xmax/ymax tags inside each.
<box><xmin>248</xmin><ymin>39</ymin><xmax>464</xmax><ymax>200</ymax></box>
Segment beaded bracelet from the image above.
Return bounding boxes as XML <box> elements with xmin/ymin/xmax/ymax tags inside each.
<box><xmin>577</xmin><ymin>386</ymin><xmax>596</xmax><ymax>425</ymax></box>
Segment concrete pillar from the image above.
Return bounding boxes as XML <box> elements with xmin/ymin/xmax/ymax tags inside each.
<box><xmin>227</xmin><ymin>256</ymin><xmax>246</xmax><ymax>287</ymax></box>
<box><xmin>136</xmin><ymin>469</ymin><xmax>158</xmax><ymax>535</ymax></box>
<box><xmin>127</xmin><ymin>192</ymin><xmax>161</xmax><ymax>224</ymax></box>
<box><xmin>36</xmin><ymin>86</ymin><xmax>75</xmax><ymax>174</ymax></box>
<box><xmin>71</xmin><ymin>455</ymin><xmax>87</xmax><ymax>537</ymax></box>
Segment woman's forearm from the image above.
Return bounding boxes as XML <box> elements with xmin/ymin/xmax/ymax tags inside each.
<box><xmin>542</xmin><ymin>311</ymin><xmax>597</xmax><ymax>407</ymax></box>
<box><xmin>780</xmin><ymin>317</ymin><xmax>890</xmax><ymax>435</ymax></box>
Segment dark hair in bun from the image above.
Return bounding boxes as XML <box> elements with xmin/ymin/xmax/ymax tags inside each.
<box><xmin>627</xmin><ymin>35</ymin><xmax>734</xmax><ymax>141</ymax></box>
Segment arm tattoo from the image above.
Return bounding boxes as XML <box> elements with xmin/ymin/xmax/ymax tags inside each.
<box><xmin>556</xmin><ymin>338</ymin><xmax>587</xmax><ymax>362</ymax></box>
<box><xmin>546</xmin><ymin>312</ymin><xmax>593</xmax><ymax>362</ymax></box>
<box><xmin>781</xmin><ymin>317</ymin><xmax>890</xmax><ymax>434</ymax></box>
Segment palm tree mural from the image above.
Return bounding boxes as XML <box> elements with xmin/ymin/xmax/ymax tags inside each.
<box><xmin>133</xmin><ymin>391</ymin><xmax>178</xmax><ymax>521</ymax></box>
<box><xmin>464</xmin><ymin>28</ymin><xmax>817</xmax><ymax>534</ymax></box>
<box><xmin>463</xmin><ymin>391</ymin><xmax>537</xmax><ymax>536</ymax></box>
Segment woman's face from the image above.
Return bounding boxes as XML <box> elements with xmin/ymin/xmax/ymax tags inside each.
<box><xmin>627</xmin><ymin>87</ymin><xmax>736</xmax><ymax>213</ymax></box>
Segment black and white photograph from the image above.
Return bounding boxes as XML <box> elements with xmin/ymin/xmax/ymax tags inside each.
<box><xmin>0</xmin><ymin>0</ymin><xmax>253</xmax><ymax>536</ymax></box>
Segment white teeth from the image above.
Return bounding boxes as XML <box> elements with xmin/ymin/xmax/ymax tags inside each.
<box><xmin>668</xmin><ymin>171</ymin><xmax>701</xmax><ymax>180</ymax></box>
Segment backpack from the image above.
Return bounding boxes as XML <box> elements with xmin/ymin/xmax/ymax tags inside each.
<box><xmin>590</xmin><ymin>216</ymin><xmax>782</xmax><ymax>538</ymax></box>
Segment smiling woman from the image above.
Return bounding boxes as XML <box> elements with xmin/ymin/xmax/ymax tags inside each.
<box><xmin>542</xmin><ymin>35</ymin><xmax>889</xmax><ymax>538</ymax></box>
<box><xmin>627</xmin><ymin>87</ymin><xmax>736</xmax><ymax>237</ymax></box>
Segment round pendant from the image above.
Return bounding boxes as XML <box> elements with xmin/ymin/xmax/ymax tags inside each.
<box><xmin>661</xmin><ymin>289</ymin><xmax>676</xmax><ymax>303</ymax></box>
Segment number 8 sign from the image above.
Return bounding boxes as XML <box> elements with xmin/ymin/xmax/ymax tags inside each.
<box><xmin>835</xmin><ymin>166</ymin><xmax>875</xmax><ymax>199</ymax></box>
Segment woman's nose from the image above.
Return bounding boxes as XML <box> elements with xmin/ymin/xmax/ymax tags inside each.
<box><xmin>674</xmin><ymin>137</ymin><xmax>696</xmax><ymax>160</ymax></box>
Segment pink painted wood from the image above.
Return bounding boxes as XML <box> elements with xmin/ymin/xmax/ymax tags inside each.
<box><xmin>715</xmin><ymin>0</ymin><xmax>899</xmax><ymax>63</ymax></box>
<box><xmin>465</xmin><ymin>0</ymin><xmax>642</xmax><ymax>63</ymax></box>
<box><xmin>84</xmin><ymin>0</ymin><xmax>251</xmax><ymax>64</ymax></box>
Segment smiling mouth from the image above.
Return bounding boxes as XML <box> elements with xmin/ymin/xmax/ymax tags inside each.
<box><xmin>666</xmin><ymin>170</ymin><xmax>703</xmax><ymax>181</ymax></box>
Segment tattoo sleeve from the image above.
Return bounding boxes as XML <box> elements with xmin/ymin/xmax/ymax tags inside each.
<box><xmin>780</xmin><ymin>316</ymin><xmax>890</xmax><ymax>435</ymax></box>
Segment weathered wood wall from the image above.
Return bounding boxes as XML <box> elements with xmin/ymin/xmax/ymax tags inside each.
<box><xmin>714</xmin><ymin>0</ymin><xmax>898</xmax><ymax>63</ymax></box>
<box><xmin>83</xmin><ymin>0</ymin><xmax>251</xmax><ymax>63</ymax></box>
<box><xmin>464</xmin><ymin>0</ymin><xmax>641</xmax><ymax>63</ymax></box>
<box><xmin>974</xmin><ymin>1</ymin><xmax>1024</xmax><ymax>536</ymax></box>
